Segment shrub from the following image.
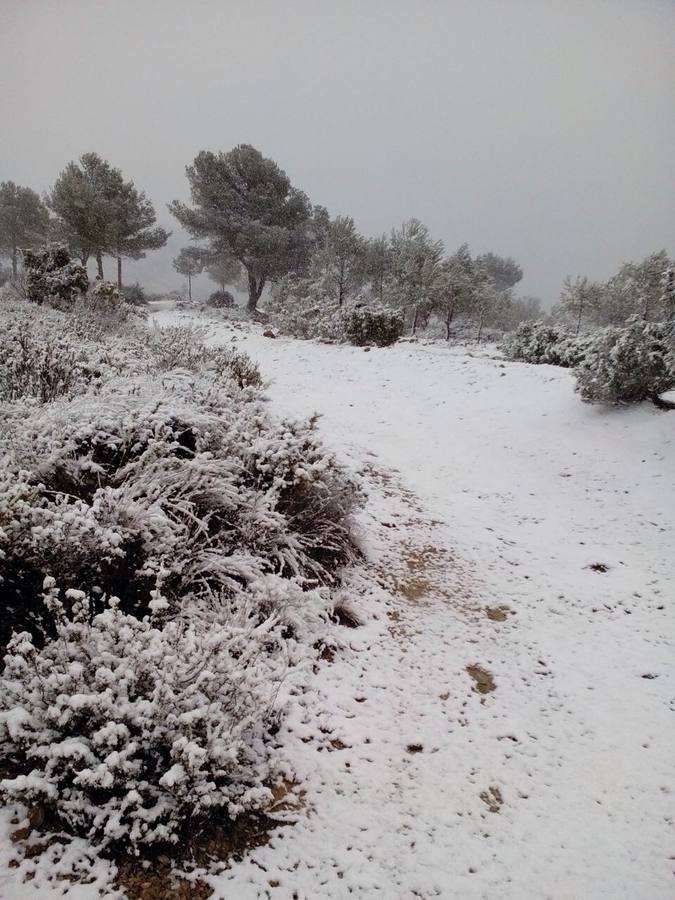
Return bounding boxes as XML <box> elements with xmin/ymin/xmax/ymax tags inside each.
<box><xmin>267</xmin><ymin>292</ymin><xmax>345</xmax><ymax>341</ymax></box>
<box><xmin>207</xmin><ymin>289</ymin><xmax>235</xmax><ymax>309</ymax></box>
<box><xmin>0</xmin><ymin>369</ymin><xmax>357</xmax><ymax>644</ymax></box>
<box><xmin>574</xmin><ymin>317</ymin><xmax>675</xmax><ymax>405</ymax></box>
<box><xmin>144</xmin><ymin>324</ymin><xmax>262</xmax><ymax>387</ymax></box>
<box><xmin>269</xmin><ymin>290</ymin><xmax>404</xmax><ymax>347</ymax></box>
<box><xmin>342</xmin><ymin>303</ymin><xmax>404</xmax><ymax>347</ymax></box>
<box><xmin>0</xmin><ymin>299</ymin><xmax>360</xmax><ymax>853</ymax></box>
<box><xmin>0</xmin><ymin>586</ymin><xmax>289</xmax><ymax>850</ymax></box>
<box><xmin>121</xmin><ymin>282</ymin><xmax>148</xmax><ymax>306</ymax></box>
<box><xmin>0</xmin><ymin>319</ymin><xmax>94</xmax><ymax>403</ymax></box>
<box><xmin>23</xmin><ymin>244</ymin><xmax>88</xmax><ymax>307</ymax></box>
<box><xmin>502</xmin><ymin>321</ymin><xmax>591</xmax><ymax>367</ymax></box>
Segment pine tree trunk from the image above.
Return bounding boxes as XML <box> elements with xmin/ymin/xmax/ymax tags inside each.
<box><xmin>188</xmin><ymin>272</ymin><xmax>192</xmax><ymax>303</ymax></box>
<box><xmin>412</xmin><ymin>305</ymin><xmax>419</xmax><ymax>335</ymax></box>
<box><xmin>576</xmin><ymin>303</ymin><xmax>583</xmax><ymax>336</ymax></box>
<box><xmin>117</xmin><ymin>256</ymin><xmax>123</xmax><ymax>289</ymax></box>
<box><xmin>96</xmin><ymin>252</ymin><xmax>104</xmax><ymax>279</ymax></box>
<box><xmin>246</xmin><ymin>272</ymin><xmax>265</xmax><ymax>311</ymax></box>
<box><xmin>445</xmin><ymin>299</ymin><xmax>456</xmax><ymax>340</ymax></box>
<box><xmin>11</xmin><ymin>245</ymin><xmax>17</xmax><ymax>281</ymax></box>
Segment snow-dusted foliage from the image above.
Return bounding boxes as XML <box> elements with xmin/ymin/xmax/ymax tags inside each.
<box><xmin>143</xmin><ymin>323</ymin><xmax>262</xmax><ymax>387</ymax></box>
<box><xmin>268</xmin><ymin>283</ymin><xmax>403</xmax><ymax>347</ymax></box>
<box><xmin>342</xmin><ymin>303</ymin><xmax>404</xmax><ymax>347</ymax></box>
<box><xmin>0</xmin><ymin>585</ymin><xmax>287</xmax><ymax>849</ymax></box>
<box><xmin>502</xmin><ymin>321</ymin><xmax>590</xmax><ymax>367</ymax></box>
<box><xmin>206</xmin><ymin>289</ymin><xmax>236</xmax><ymax>308</ymax></box>
<box><xmin>23</xmin><ymin>244</ymin><xmax>89</xmax><ymax>307</ymax></box>
<box><xmin>0</xmin><ymin>318</ymin><xmax>91</xmax><ymax>402</ymax></box>
<box><xmin>0</xmin><ymin>299</ymin><xmax>359</xmax><ymax>851</ymax></box>
<box><xmin>0</xmin><ymin>368</ymin><xmax>357</xmax><ymax>642</ymax></box>
<box><xmin>267</xmin><ymin>284</ymin><xmax>346</xmax><ymax>341</ymax></box>
<box><xmin>573</xmin><ymin>317</ymin><xmax>675</xmax><ymax>404</ymax></box>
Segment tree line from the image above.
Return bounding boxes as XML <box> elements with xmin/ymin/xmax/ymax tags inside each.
<box><xmin>1</xmin><ymin>144</ymin><xmax>672</xmax><ymax>334</ymax></box>
<box><xmin>0</xmin><ymin>154</ymin><xmax>168</xmax><ymax>288</ymax></box>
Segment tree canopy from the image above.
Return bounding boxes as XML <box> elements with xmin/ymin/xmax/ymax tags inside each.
<box><xmin>48</xmin><ymin>152</ymin><xmax>167</xmax><ymax>283</ymax></box>
<box><xmin>0</xmin><ymin>181</ymin><xmax>50</xmax><ymax>279</ymax></box>
<box><xmin>169</xmin><ymin>145</ymin><xmax>313</xmax><ymax>310</ymax></box>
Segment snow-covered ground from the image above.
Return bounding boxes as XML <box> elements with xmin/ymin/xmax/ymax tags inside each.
<box><xmin>150</xmin><ymin>307</ymin><xmax>674</xmax><ymax>899</ymax></box>
<box><xmin>2</xmin><ymin>306</ymin><xmax>672</xmax><ymax>899</ymax></box>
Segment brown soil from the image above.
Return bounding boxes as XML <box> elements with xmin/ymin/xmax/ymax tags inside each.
<box><xmin>480</xmin><ymin>785</ymin><xmax>503</xmax><ymax>813</ymax></box>
<box><xmin>485</xmin><ymin>605</ymin><xmax>512</xmax><ymax>621</ymax></box>
<box><xmin>466</xmin><ymin>664</ymin><xmax>496</xmax><ymax>694</ymax></box>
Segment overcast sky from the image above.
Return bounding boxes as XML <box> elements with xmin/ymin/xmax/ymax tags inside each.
<box><xmin>2</xmin><ymin>0</ymin><xmax>674</xmax><ymax>302</ymax></box>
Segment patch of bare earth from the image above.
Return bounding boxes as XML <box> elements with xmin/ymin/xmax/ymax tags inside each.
<box><xmin>479</xmin><ymin>785</ymin><xmax>504</xmax><ymax>813</ymax></box>
<box><xmin>6</xmin><ymin>787</ymin><xmax>303</xmax><ymax>900</ymax></box>
<box><xmin>466</xmin><ymin>664</ymin><xmax>496</xmax><ymax>694</ymax></box>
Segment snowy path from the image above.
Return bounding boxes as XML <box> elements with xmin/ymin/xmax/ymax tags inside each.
<box><xmin>149</xmin><ymin>310</ymin><xmax>675</xmax><ymax>900</ymax></box>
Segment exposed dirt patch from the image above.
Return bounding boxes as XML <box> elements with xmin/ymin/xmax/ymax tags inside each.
<box><xmin>480</xmin><ymin>785</ymin><xmax>504</xmax><ymax>813</ymax></box>
<box><xmin>588</xmin><ymin>563</ymin><xmax>610</xmax><ymax>573</ymax></box>
<box><xmin>466</xmin><ymin>664</ymin><xmax>496</xmax><ymax>694</ymax></box>
<box><xmin>485</xmin><ymin>604</ymin><xmax>513</xmax><ymax>621</ymax></box>
<box><xmin>332</xmin><ymin>604</ymin><xmax>361</xmax><ymax>628</ymax></box>
<box><xmin>406</xmin><ymin>743</ymin><xmax>424</xmax><ymax>754</ymax></box>
<box><xmin>115</xmin><ymin>810</ymin><xmax>281</xmax><ymax>900</ymax></box>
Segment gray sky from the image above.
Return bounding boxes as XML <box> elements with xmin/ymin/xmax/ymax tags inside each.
<box><xmin>2</xmin><ymin>0</ymin><xmax>674</xmax><ymax>303</ymax></box>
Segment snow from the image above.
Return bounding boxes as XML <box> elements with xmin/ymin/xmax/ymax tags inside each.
<box><xmin>2</xmin><ymin>304</ymin><xmax>672</xmax><ymax>898</ymax></box>
<box><xmin>150</xmin><ymin>308</ymin><xmax>674</xmax><ymax>899</ymax></box>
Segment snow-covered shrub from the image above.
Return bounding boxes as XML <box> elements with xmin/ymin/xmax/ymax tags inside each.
<box><xmin>502</xmin><ymin>321</ymin><xmax>589</xmax><ymax>367</ymax></box>
<box><xmin>267</xmin><ymin>292</ymin><xmax>346</xmax><ymax>342</ymax></box>
<box><xmin>121</xmin><ymin>282</ymin><xmax>148</xmax><ymax>306</ymax></box>
<box><xmin>0</xmin><ymin>297</ymin><xmax>360</xmax><ymax>854</ymax></box>
<box><xmin>0</xmin><ymin>318</ymin><xmax>94</xmax><ymax>403</ymax></box>
<box><xmin>206</xmin><ymin>289</ymin><xmax>235</xmax><ymax>308</ymax></box>
<box><xmin>269</xmin><ymin>288</ymin><xmax>404</xmax><ymax>347</ymax></box>
<box><xmin>342</xmin><ymin>303</ymin><xmax>404</xmax><ymax>347</ymax></box>
<box><xmin>23</xmin><ymin>244</ymin><xmax>88</xmax><ymax>307</ymax></box>
<box><xmin>574</xmin><ymin>317</ymin><xmax>675</xmax><ymax>404</ymax></box>
<box><xmin>0</xmin><ymin>369</ymin><xmax>358</xmax><ymax>643</ymax></box>
<box><xmin>144</xmin><ymin>324</ymin><xmax>262</xmax><ymax>387</ymax></box>
<box><xmin>0</xmin><ymin>586</ymin><xmax>290</xmax><ymax>850</ymax></box>
<box><xmin>85</xmin><ymin>279</ymin><xmax>146</xmax><ymax>327</ymax></box>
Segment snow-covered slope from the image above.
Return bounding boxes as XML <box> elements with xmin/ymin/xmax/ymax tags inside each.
<box><xmin>148</xmin><ymin>308</ymin><xmax>674</xmax><ymax>900</ymax></box>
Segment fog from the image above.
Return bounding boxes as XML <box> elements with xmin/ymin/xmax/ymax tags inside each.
<box><xmin>2</xmin><ymin>0</ymin><xmax>674</xmax><ymax>303</ymax></box>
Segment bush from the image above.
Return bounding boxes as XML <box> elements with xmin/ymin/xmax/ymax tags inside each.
<box><xmin>502</xmin><ymin>321</ymin><xmax>590</xmax><ymax>367</ymax></box>
<box><xmin>342</xmin><ymin>303</ymin><xmax>404</xmax><ymax>347</ymax></box>
<box><xmin>0</xmin><ymin>587</ymin><xmax>288</xmax><ymax>850</ymax></box>
<box><xmin>23</xmin><ymin>244</ymin><xmax>88</xmax><ymax>307</ymax></box>
<box><xmin>144</xmin><ymin>324</ymin><xmax>262</xmax><ymax>388</ymax></box>
<box><xmin>267</xmin><ymin>291</ymin><xmax>345</xmax><ymax>341</ymax></box>
<box><xmin>0</xmin><ymin>299</ymin><xmax>360</xmax><ymax>853</ymax></box>
<box><xmin>207</xmin><ymin>289</ymin><xmax>235</xmax><ymax>309</ymax></box>
<box><xmin>121</xmin><ymin>282</ymin><xmax>148</xmax><ymax>306</ymax></box>
<box><xmin>574</xmin><ymin>317</ymin><xmax>675</xmax><ymax>404</ymax></box>
<box><xmin>269</xmin><ymin>287</ymin><xmax>404</xmax><ymax>347</ymax></box>
<box><xmin>0</xmin><ymin>317</ymin><xmax>97</xmax><ymax>403</ymax></box>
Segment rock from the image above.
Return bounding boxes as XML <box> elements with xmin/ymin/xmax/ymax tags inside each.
<box><xmin>263</xmin><ymin>329</ymin><xmax>276</xmax><ymax>338</ymax></box>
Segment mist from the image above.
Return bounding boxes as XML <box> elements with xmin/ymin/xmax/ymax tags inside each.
<box><xmin>2</xmin><ymin>0</ymin><xmax>674</xmax><ymax>303</ymax></box>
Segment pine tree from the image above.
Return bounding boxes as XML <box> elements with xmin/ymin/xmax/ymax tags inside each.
<box><xmin>108</xmin><ymin>183</ymin><xmax>169</xmax><ymax>287</ymax></box>
<box><xmin>48</xmin><ymin>153</ymin><xmax>124</xmax><ymax>278</ymax></box>
<box><xmin>173</xmin><ymin>247</ymin><xmax>204</xmax><ymax>301</ymax></box>
<box><xmin>169</xmin><ymin>145</ymin><xmax>312</xmax><ymax>311</ymax></box>
<box><xmin>0</xmin><ymin>181</ymin><xmax>50</xmax><ymax>280</ymax></box>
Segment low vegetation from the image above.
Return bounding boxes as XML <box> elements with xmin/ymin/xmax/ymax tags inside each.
<box><xmin>0</xmin><ymin>295</ymin><xmax>360</xmax><ymax>853</ymax></box>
